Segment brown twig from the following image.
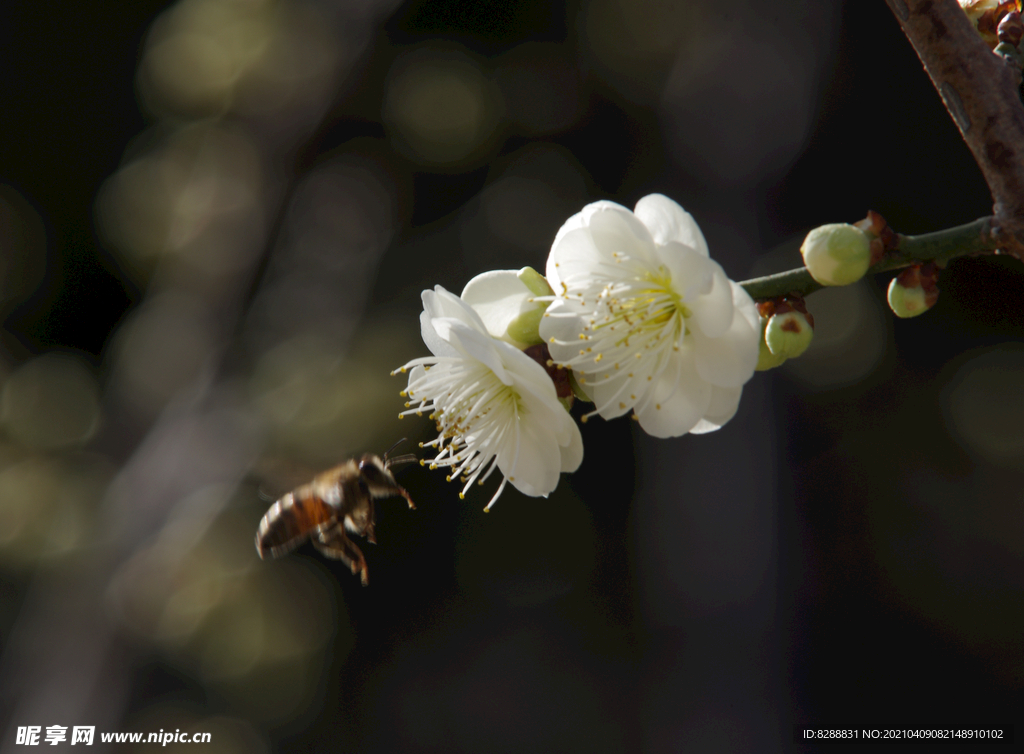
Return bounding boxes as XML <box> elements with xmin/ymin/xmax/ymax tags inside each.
<box><xmin>885</xmin><ymin>0</ymin><xmax>1024</xmax><ymax>256</ymax></box>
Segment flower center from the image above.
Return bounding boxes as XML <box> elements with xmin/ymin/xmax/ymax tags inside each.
<box><xmin>550</xmin><ymin>264</ymin><xmax>689</xmax><ymax>384</ymax></box>
<box><xmin>397</xmin><ymin>359</ymin><xmax>522</xmax><ymax>504</ymax></box>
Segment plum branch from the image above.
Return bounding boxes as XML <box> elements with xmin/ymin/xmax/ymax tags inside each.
<box><xmin>740</xmin><ymin>0</ymin><xmax>1024</xmax><ymax>302</ymax></box>
<box><xmin>739</xmin><ymin>215</ymin><xmax>998</xmax><ymax>300</ymax></box>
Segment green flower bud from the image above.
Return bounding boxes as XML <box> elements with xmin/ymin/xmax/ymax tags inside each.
<box><xmin>887</xmin><ymin>264</ymin><xmax>939</xmax><ymax>318</ymax></box>
<box><xmin>765</xmin><ymin>310</ymin><xmax>814</xmax><ymax>358</ymax></box>
<box><xmin>755</xmin><ymin>335</ymin><xmax>787</xmax><ymax>371</ymax></box>
<box><xmin>800</xmin><ymin>223</ymin><xmax>872</xmax><ymax>287</ymax></box>
<box><xmin>503</xmin><ymin>267</ymin><xmax>554</xmax><ymax>345</ymax></box>
<box><xmin>517</xmin><ymin>266</ymin><xmax>554</xmax><ymax>297</ymax></box>
<box><xmin>505</xmin><ymin>305</ymin><xmax>545</xmax><ymax>345</ymax></box>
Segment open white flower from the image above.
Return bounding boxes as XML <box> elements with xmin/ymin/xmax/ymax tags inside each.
<box><xmin>539</xmin><ymin>194</ymin><xmax>759</xmax><ymax>438</ymax></box>
<box><xmin>393</xmin><ymin>277</ymin><xmax>583</xmax><ymax>509</ymax></box>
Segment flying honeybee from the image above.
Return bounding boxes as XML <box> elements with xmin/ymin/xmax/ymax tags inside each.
<box><xmin>255</xmin><ymin>444</ymin><xmax>417</xmax><ymax>585</ymax></box>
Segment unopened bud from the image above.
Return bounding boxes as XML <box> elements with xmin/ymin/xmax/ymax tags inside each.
<box><xmin>887</xmin><ymin>263</ymin><xmax>940</xmax><ymax>318</ymax></box>
<box><xmin>765</xmin><ymin>310</ymin><xmax>814</xmax><ymax>358</ymax></box>
<box><xmin>755</xmin><ymin>328</ymin><xmax>787</xmax><ymax>371</ymax></box>
<box><xmin>506</xmin><ymin>306</ymin><xmax>545</xmax><ymax>345</ymax></box>
<box><xmin>517</xmin><ymin>266</ymin><xmax>554</xmax><ymax>297</ymax></box>
<box><xmin>800</xmin><ymin>223</ymin><xmax>872</xmax><ymax>287</ymax></box>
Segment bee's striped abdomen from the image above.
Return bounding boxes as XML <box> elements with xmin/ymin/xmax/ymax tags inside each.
<box><xmin>255</xmin><ymin>488</ymin><xmax>336</xmax><ymax>559</ymax></box>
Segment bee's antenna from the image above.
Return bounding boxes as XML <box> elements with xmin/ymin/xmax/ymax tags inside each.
<box><xmin>383</xmin><ymin>438</ymin><xmax>408</xmax><ymax>464</ymax></box>
<box><xmin>385</xmin><ymin>453</ymin><xmax>418</xmax><ymax>469</ymax></box>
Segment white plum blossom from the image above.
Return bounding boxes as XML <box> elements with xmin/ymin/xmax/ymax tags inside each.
<box><xmin>538</xmin><ymin>194</ymin><xmax>760</xmax><ymax>438</ymax></box>
<box><xmin>393</xmin><ymin>275</ymin><xmax>583</xmax><ymax>509</ymax></box>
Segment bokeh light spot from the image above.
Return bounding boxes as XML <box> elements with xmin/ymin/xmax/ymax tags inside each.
<box><xmin>0</xmin><ymin>455</ymin><xmax>111</xmax><ymax>565</ymax></box>
<box><xmin>95</xmin><ymin>123</ymin><xmax>264</xmax><ymax>281</ymax></box>
<box><xmin>942</xmin><ymin>344</ymin><xmax>1024</xmax><ymax>465</ymax></box>
<box><xmin>385</xmin><ymin>49</ymin><xmax>500</xmax><ymax>166</ymax></box>
<box><xmin>1</xmin><ymin>354</ymin><xmax>101</xmax><ymax>449</ymax></box>
<box><xmin>783</xmin><ymin>281</ymin><xmax>889</xmax><ymax>389</ymax></box>
<box><xmin>140</xmin><ymin>0</ymin><xmax>274</xmax><ymax>116</ymax></box>
<box><xmin>110</xmin><ymin>291</ymin><xmax>216</xmax><ymax>415</ymax></box>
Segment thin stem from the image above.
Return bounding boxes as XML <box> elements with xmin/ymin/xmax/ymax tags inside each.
<box><xmin>740</xmin><ymin>216</ymin><xmax>998</xmax><ymax>300</ymax></box>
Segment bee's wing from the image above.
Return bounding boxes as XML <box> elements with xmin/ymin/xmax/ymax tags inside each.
<box><xmin>313</xmin><ymin>524</ymin><xmax>369</xmax><ymax>586</ymax></box>
<box><xmin>248</xmin><ymin>457</ymin><xmax>322</xmax><ymax>502</ymax></box>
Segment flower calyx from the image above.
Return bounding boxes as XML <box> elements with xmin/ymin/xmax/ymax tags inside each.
<box><xmin>523</xmin><ymin>343</ymin><xmax>574</xmax><ymax>409</ymax></box>
<box><xmin>887</xmin><ymin>262</ymin><xmax>941</xmax><ymax>318</ymax></box>
<box><xmin>854</xmin><ymin>210</ymin><xmax>898</xmax><ymax>264</ymax></box>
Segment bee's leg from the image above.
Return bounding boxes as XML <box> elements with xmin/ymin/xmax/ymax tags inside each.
<box><xmin>314</xmin><ymin>524</ymin><xmax>369</xmax><ymax>585</ymax></box>
<box><xmin>397</xmin><ymin>485</ymin><xmax>416</xmax><ymax>510</ymax></box>
<box><xmin>376</xmin><ymin>481</ymin><xmax>416</xmax><ymax>509</ymax></box>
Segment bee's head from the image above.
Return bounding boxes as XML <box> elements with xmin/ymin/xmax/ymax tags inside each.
<box><xmin>358</xmin><ymin>452</ymin><xmax>414</xmax><ymax>497</ymax></box>
<box><xmin>357</xmin><ymin>454</ymin><xmax>394</xmax><ymax>492</ymax></box>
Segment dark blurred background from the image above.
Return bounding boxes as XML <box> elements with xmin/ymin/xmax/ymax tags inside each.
<box><xmin>0</xmin><ymin>0</ymin><xmax>1021</xmax><ymax>751</ymax></box>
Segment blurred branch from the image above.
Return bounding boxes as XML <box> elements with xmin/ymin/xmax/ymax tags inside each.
<box><xmin>740</xmin><ymin>216</ymin><xmax>998</xmax><ymax>299</ymax></box>
<box><xmin>885</xmin><ymin>0</ymin><xmax>1024</xmax><ymax>256</ymax></box>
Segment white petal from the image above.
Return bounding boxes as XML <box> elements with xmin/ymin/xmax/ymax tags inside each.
<box><xmin>634</xmin><ymin>351</ymin><xmax>712</xmax><ymax>438</ymax></box>
<box><xmin>439</xmin><ymin>319</ymin><xmax>512</xmax><ymax>384</ymax></box>
<box><xmin>656</xmin><ymin>243</ymin><xmax>714</xmax><ymax>300</ymax></box>
<box><xmin>549</xmin><ymin>206</ymin><xmax>589</xmax><ymax>255</ymax></box>
<box><xmin>422</xmin><ymin>286</ymin><xmax>490</xmax><ymax>335</ymax></box>
<box><xmin>461</xmin><ymin>270</ymin><xmax>533</xmax><ymax>339</ymax></box>
<box><xmin>688</xmin><ymin>259</ymin><xmax>735</xmax><ymax>339</ymax></box>
<box><xmin>578</xmin><ymin>199</ymin><xmax>632</xmax><ymax>224</ymax></box>
<box><xmin>634</xmin><ymin>194</ymin><xmax>709</xmax><ymax>257</ymax></box>
<box><xmin>689</xmin><ymin>385</ymin><xmax>743</xmax><ymax>434</ymax></box>
<box><xmin>730</xmin><ymin>281</ymin><xmax>760</xmax><ymax>332</ymax></box>
<box><xmin>548</xmin><ymin>201</ymin><xmax>629</xmax><ymax>289</ymax></box>
<box><xmin>690</xmin><ymin>299</ymin><xmax>759</xmax><ymax>388</ymax></box>
<box><xmin>589</xmin><ymin>370</ymin><xmax>649</xmax><ymax>420</ymax></box>
<box><xmin>498</xmin><ymin>412</ymin><xmax>562</xmax><ymax>497</ymax></box>
<box><xmin>585</xmin><ymin>204</ymin><xmax>659</xmax><ymax>268</ymax></box>
<box><xmin>557</xmin><ymin>417</ymin><xmax>583</xmax><ymax>473</ymax></box>
<box><xmin>537</xmin><ymin>300</ymin><xmax>589</xmax><ymax>366</ymax></box>
<box><xmin>406</xmin><ymin>364</ymin><xmax>428</xmax><ymax>389</ymax></box>
<box><xmin>504</xmin><ymin>351</ymin><xmax>578</xmax><ymax>447</ymax></box>
<box><xmin>500</xmin><ymin>343</ymin><xmax>562</xmax><ymax>402</ymax></box>
<box><xmin>546</xmin><ymin>228</ymin><xmax>606</xmax><ymax>293</ymax></box>
<box><xmin>419</xmin><ymin>308</ymin><xmax>460</xmax><ymax>359</ymax></box>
